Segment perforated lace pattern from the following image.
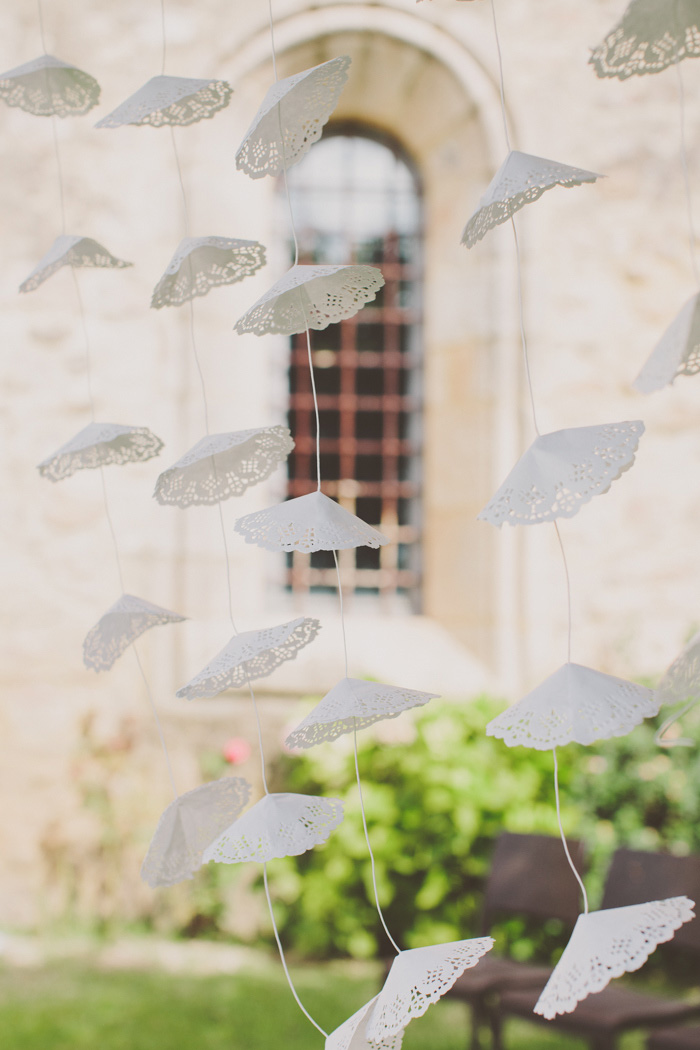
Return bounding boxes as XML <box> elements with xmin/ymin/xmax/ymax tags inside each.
<box><xmin>485</xmin><ymin>663</ymin><xmax>659</xmax><ymax>750</ymax></box>
<box><xmin>0</xmin><ymin>54</ymin><xmax>100</xmax><ymax>117</ymax></box>
<box><xmin>234</xmin><ymin>491</ymin><xmax>389</xmax><ymax>552</ymax></box>
<box><xmin>634</xmin><ymin>293</ymin><xmax>700</xmax><ymax>393</ymax></box>
<box><xmin>590</xmin><ymin>0</ymin><xmax>700</xmax><ymax>79</ymax></box>
<box><xmin>141</xmin><ymin>777</ymin><xmax>252</xmax><ymax>887</ymax></box>
<box><xmin>461</xmin><ymin>151</ymin><xmax>601</xmax><ymax>248</ymax></box>
<box><xmin>534</xmin><ymin>898</ymin><xmax>696</xmax><ymax>1019</ymax></box>
<box><xmin>176</xmin><ymin>617</ymin><xmax>321</xmax><ymax>699</ymax></box>
<box><xmin>326</xmin><ymin>996</ymin><xmax>404</xmax><ymax>1050</ymax></box>
<box><xmin>38</xmin><ymin>422</ymin><xmax>164</xmax><ymax>482</ymax></box>
<box><xmin>367</xmin><ymin>938</ymin><xmax>494</xmax><ymax>1040</ymax></box>
<box><xmin>235</xmin><ymin>264</ymin><xmax>384</xmax><ymax>336</ymax></box>
<box><xmin>236</xmin><ymin>56</ymin><xmax>351</xmax><ymax>179</ymax></box>
<box><xmin>95</xmin><ymin>75</ymin><xmax>232</xmax><ymax>128</ymax></box>
<box><xmin>151</xmin><ymin>237</ymin><xmax>266</xmax><ymax>308</ymax></box>
<box><xmin>287</xmin><ymin>678</ymin><xmax>439</xmax><ymax>749</ymax></box>
<box><xmin>202</xmin><ymin>792</ymin><xmax>345</xmax><ymax>864</ymax></box>
<box><xmin>657</xmin><ymin>632</ymin><xmax>700</xmax><ymax>706</ymax></box>
<box><xmin>20</xmin><ymin>235</ymin><xmax>132</xmax><ymax>293</ymax></box>
<box><xmin>83</xmin><ymin>594</ymin><xmax>186</xmax><ymax>672</ymax></box>
<box><xmin>478</xmin><ymin>422</ymin><xmax>644</xmax><ymax>527</ymax></box>
<box><xmin>154</xmin><ymin>427</ymin><xmax>294</xmax><ymax>506</ymax></box>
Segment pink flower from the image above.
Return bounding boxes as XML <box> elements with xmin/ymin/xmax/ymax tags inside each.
<box><xmin>223</xmin><ymin>737</ymin><xmax>251</xmax><ymax>764</ymax></box>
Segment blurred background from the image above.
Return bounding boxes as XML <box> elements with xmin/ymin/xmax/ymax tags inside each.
<box><xmin>1</xmin><ymin>0</ymin><xmax>700</xmax><ymax>1046</ymax></box>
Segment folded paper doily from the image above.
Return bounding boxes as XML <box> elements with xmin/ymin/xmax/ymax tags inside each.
<box><xmin>38</xmin><ymin>422</ymin><xmax>164</xmax><ymax>482</ymax></box>
<box><xmin>202</xmin><ymin>791</ymin><xmax>344</xmax><ymax>864</ymax></box>
<box><xmin>20</xmin><ymin>235</ymin><xmax>132</xmax><ymax>293</ymax></box>
<box><xmin>478</xmin><ymin>421</ymin><xmax>644</xmax><ymax>527</ymax></box>
<box><xmin>286</xmin><ymin>678</ymin><xmax>439</xmax><ymax>749</ymax></box>
<box><xmin>95</xmin><ymin>75</ymin><xmax>232</xmax><ymax>128</ymax></box>
<box><xmin>154</xmin><ymin>427</ymin><xmax>294</xmax><ymax>507</ymax></box>
<box><xmin>150</xmin><ymin>237</ymin><xmax>266</xmax><ymax>308</ymax></box>
<box><xmin>590</xmin><ymin>0</ymin><xmax>700</xmax><ymax>79</ymax></box>
<box><xmin>326</xmin><ymin>996</ymin><xmax>403</xmax><ymax>1050</ymax></box>
<box><xmin>141</xmin><ymin>776</ymin><xmax>252</xmax><ymax>887</ymax></box>
<box><xmin>485</xmin><ymin>663</ymin><xmax>659</xmax><ymax>750</ymax></box>
<box><xmin>234</xmin><ymin>491</ymin><xmax>389</xmax><ymax>552</ymax></box>
<box><xmin>657</xmin><ymin>632</ymin><xmax>700</xmax><ymax>708</ymax></box>
<box><xmin>634</xmin><ymin>293</ymin><xmax>700</xmax><ymax>394</ymax></box>
<box><xmin>176</xmin><ymin>617</ymin><xmax>321</xmax><ymax>699</ymax></box>
<box><xmin>83</xmin><ymin>594</ymin><xmax>186</xmax><ymax>672</ymax></box>
<box><xmin>0</xmin><ymin>54</ymin><xmax>100</xmax><ymax>117</ymax></box>
<box><xmin>234</xmin><ymin>264</ymin><xmax>384</xmax><ymax>336</ymax></box>
<box><xmin>367</xmin><ymin>938</ymin><xmax>494</xmax><ymax>1041</ymax></box>
<box><xmin>461</xmin><ymin>150</ymin><xmax>602</xmax><ymax>248</ymax></box>
<box><xmin>534</xmin><ymin>898</ymin><xmax>696</xmax><ymax>1019</ymax></box>
<box><xmin>236</xmin><ymin>56</ymin><xmax>351</xmax><ymax>179</ymax></box>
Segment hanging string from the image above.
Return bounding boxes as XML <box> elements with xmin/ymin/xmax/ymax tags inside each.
<box><xmin>553</xmin><ymin>521</ymin><xmax>573</xmax><ymax>664</ymax></box>
<box><xmin>675</xmin><ymin>53</ymin><xmax>700</xmax><ymax>287</ymax></box>
<box><xmin>50</xmin><ymin>118</ymin><xmax>67</xmax><ymax>236</ymax></box>
<box><xmin>332</xmin><ymin>551</ymin><xmax>349</xmax><ymax>679</ymax></box>
<box><xmin>489</xmin><ymin>0</ymin><xmax>511</xmax><ymax>153</ymax></box>
<box><xmin>36</xmin><ymin>0</ymin><xmax>48</xmax><ymax>54</ymax></box>
<box><xmin>553</xmin><ymin>748</ymin><xmax>588</xmax><ymax>914</ymax></box>
<box><xmin>160</xmin><ymin>0</ymin><xmax>167</xmax><ymax>75</ymax></box>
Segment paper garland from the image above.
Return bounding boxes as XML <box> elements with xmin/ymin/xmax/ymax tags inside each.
<box><xmin>534</xmin><ymin>898</ymin><xmax>696</xmax><ymax>1018</ymax></box>
<box><xmin>234</xmin><ymin>491</ymin><xmax>389</xmax><ymax>552</ymax></box>
<box><xmin>326</xmin><ymin>996</ymin><xmax>403</xmax><ymax>1050</ymax></box>
<box><xmin>19</xmin><ymin>235</ymin><xmax>132</xmax><ymax>293</ymax></box>
<box><xmin>153</xmin><ymin>427</ymin><xmax>294</xmax><ymax>506</ymax></box>
<box><xmin>590</xmin><ymin>0</ymin><xmax>700</xmax><ymax>80</ymax></box>
<box><xmin>634</xmin><ymin>293</ymin><xmax>700</xmax><ymax>393</ymax></box>
<box><xmin>83</xmin><ymin>594</ymin><xmax>186</xmax><ymax>672</ymax></box>
<box><xmin>150</xmin><ymin>236</ymin><xmax>266</xmax><ymax>309</ymax></box>
<box><xmin>37</xmin><ymin>422</ymin><xmax>164</xmax><ymax>481</ymax></box>
<box><xmin>0</xmin><ymin>54</ymin><xmax>100</xmax><ymax>117</ymax></box>
<box><xmin>95</xmin><ymin>75</ymin><xmax>232</xmax><ymax>128</ymax></box>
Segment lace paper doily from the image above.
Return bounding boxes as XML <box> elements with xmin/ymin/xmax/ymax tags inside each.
<box><xmin>38</xmin><ymin>422</ymin><xmax>164</xmax><ymax>482</ymax></box>
<box><xmin>176</xmin><ymin>617</ymin><xmax>321</xmax><ymax>699</ymax></box>
<box><xmin>461</xmin><ymin>151</ymin><xmax>602</xmax><ymax>249</ymax></box>
<box><xmin>286</xmin><ymin>677</ymin><xmax>439</xmax><ymax>749</ymax></box>
<box><xmin>95</xmin><ymin>75</ymin><xmax>232</xmax><ymax>128</ymax></box>
<box><xmin>202</xmin><ymin>792</ymin><xmax>344</xmax><ymax>864</ymax></box>
<box><xmin>485</xmin><ymin>663</ymin><xmax>659</xmax><ymax>750</ymax></box>
<box><xmin>150</xmin><ymin>237</ymin><xmax>266</xmax><ymax>309</ymax></box>
<box><xmin>83</xmin><ymin>594</ymin><xmax>186</xmax><ymax>672</ymax></box>
<box><xmin>236</xmin><ymin>56</ymin><xmax>351</xmax><ymax>179</ymax></box>
<box><xmin>234</xmin><ymin>491</ymin><xmax>389</xmax><ymax>552</ymax></box>
<box><xmin>367</xmin><ymin>938</ymin><xmax>494</xmax><ymax>1041</ymax></box>
<box><xmin>657</xmin><ymin>632</ymin><xmax>700</xmax><ymax>707</ymax></box>
<box><xmin>590</xmin><ymin>0</ymin><xmax>700</xmax><ymax>79</ymax></box>
<box><xmin>154</xmin><ymin>427</ymin><xmax>294</xmax><ymax>506</ymax></box>
<box><xmin>326</xmin><ymin>996</ymin><xmax>403</xmax><ymax>1050</ymax></box>
<box><xmin>234</xmin><ymin>264</ymin><xmax>384</xmax><ymax>336</ymax></box>
<box><xmin>20</xmin><ymin>235</ymin><xmax>132</xmax><ymax>293</ymax></box>
<box><xmin>534</xmin><ymin>898</ymin><xmax>696</xmax><ymax>1019</ymax></box>
<box><xmin>0</xmin><ymin>54</ymin><xmax>100</xmax><ymax>117</ymax></box>
<box><xmin>141</xmin><ymin>777</ymin><xmax>252</xmax><ymax>887</ymax></box>
<box><xmin>478</xmin><ymin>422</ymin><xmax>644</xmax><ymax>527</ymax></box>
<box><xmin>634</xmin><ymin>293</ymin><xmax>700</xmax><ymax>394</ymax></box>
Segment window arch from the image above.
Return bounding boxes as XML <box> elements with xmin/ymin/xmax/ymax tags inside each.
<box><xmin>282</xmin><ymin>125</ymin><xmax>424</xmax><ymax>608</ymax></box>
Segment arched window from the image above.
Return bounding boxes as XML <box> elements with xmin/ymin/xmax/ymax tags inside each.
<box><xmin>283</xmin><ymin>126</ymin><xmax>423</xmax><ymax>608</ymax></box>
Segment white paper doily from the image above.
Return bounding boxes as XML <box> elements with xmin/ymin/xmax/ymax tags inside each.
<box><xmin>234</xmin><ymin>264</ymin><xmax>384</xmax><ymax>336</ymax></box>
<box><xmin>0</xmin><ymin>54</ymin><xmax>100</xmax><ymax>117</ymax></box>
<box><xmin>461</xmin><ymin>151</ymin><xmax>602</xmax><ymax>248</ymax></box>
<box><xmin>234</xmin><ymin>491</ymin><xmax>389</xmax><ymax>552</ymax></box>
<box><xmin>367</xmin><ymin>938</ymin><xmax>494</xmax><ymax>1041</ymax></box>
<box><xmin>38</xmin><ymin>422</ymin><xmax>164</xmax><ymax>482</ymax></box>
<box><xmin>176</xmin><ymin>617</ymin><xmax>321</xmax><ymax>700</ymax></box>
<box><xmin>634</xmin><ymin>293</ymin><xmax>700</xmax><ymax>394</ymax></box>
<box><xmin>658</xmin><ymin>632</ymin><xmax>700</xmax><ymax>707</ymax></box>
<box><xmin>236</xmin><ymin>56</ymin><xmax>351</xmax><ymax>179</ymax></box>
<box><xmin>20</xmin><ymin>235</ymin><xmax>132</xmax><ymax>293</ymax></box>
<box><xmin>590</xmin><ymin>0</ymin><xmax>700</xmax><ymax>79</ymax></box>
<box><xmin>141</xmin><ymin>777</ymin><xmax>252</xmax><ymax>888</ymax></box>
<box><xmin>83</xmin><ymin>594</ymin><xmax>186</xmax><ymax>672</ymax></box>
<box><xmin>150</xmin><ymin>237</ymin><xmax>266</xmax><ymax>308</ymax></box>
<box><xmin>154</xmin><ymin>427</ymin><xmax>294</xmax><ymax>506</ymax></box>
<box><xmin>286</xmin><ymin>678</ymin><xmax>439</xmax><ymax>749</ymax></box>
<box><xmin>95</xmin><ymin>75</ymin><xmax>232</xmax><ymax>128</ymax></box>
<box><xmin>485</xmin><ymin>663</ymin><xmax>659</xmax><ymax>750</ymax></box>
<box><xmin>477</xmin><ymin>422</ymin><xmax>644</xmax><ymax>527</ymax></box>
<box><xmin>202</xmin><ymin>792</ymin><xmax>344</xmax><ymax>865</ymax></box>
<box><xmin>534</xmin><ymin>898</ymin><xmax>696</xmax><ymax>1019</ymax></box>
<box><xmin>326</xmin><ymin>996</ymin><xmax>403</xmax><ymax>1050</ymax></box>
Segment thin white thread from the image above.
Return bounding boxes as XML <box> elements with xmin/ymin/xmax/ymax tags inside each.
<box><xmin>133</xmin><ymin>643</ymin><xmax>178</xmax><ymax>799</ymax></box>
<box><xmin>51</xmin><ymin>118</ymin><xmax>67</xmax><ymax>236</ymax></box>
<box><xmin>268</xmin><ymin>0</ymin><xmax>300</xmax><ymax>266</ymax></box>
<box><xmin>332</xmin><ymin>550</ymin><xmax>349</xmax><ymax>678</ymax></box>
<box><xmin>553</xmin><ymin>521</ymin><xmax>572</xmax><ymax>664</ymax></box>
<box><xmin>511</xmin><ymin>218</ymin><xmax>541</xmax><ymax>437</ymax></box>
<box><xmin>170</xmin><ymin>128</ymin><xmax>191</xmax><ymax>236</ymax></box>
<box><xmin>263</xmin><ymin>863</ymin><xmax>328</xmax><ymax>1037</ymax></box>
<box><xmin>490</xmin><ymin>0</ymin><xmax>511</xmax><ymax>152</ymax></box>
<box><xmin>71</xmin><ymin>269</ymin><xmax>95</xmax><ymax>423</ymax></box>
<box><xmin>354</xmin><ymin>728</ymin><xmax>401</xmax><ymax>955</ymax></box>
<box><xmin>160</xmin><ymin>0</ymin><xmax>167</xmax><ymax>75</ymax></box>
<box><xmin>36</xmin><ymin>0</ymin><xmax>48</xmax><ymax>53</ymax></box>
<box><xmin>655</xmin><ymin>698</ymin><xmax>696</xmax><ymax>749</ymax></box>
<box><xmin>248</xmin><ymin>683</ymin><xmax>270</xmax><ymax>795</ymax></box>
<box><xmin>303</xmin><ymin>315</ymin><xmax>322</xmax><ymax>491</ymax></box>
<box><xmin>675</xmin><ymin>55</ymin><xmax>700</xmax><ymax>286</ymax></box>
<box><xmin>553</xmin><ymin>748</ymin><xmax>588</xmax><ymax>915</ymax></box>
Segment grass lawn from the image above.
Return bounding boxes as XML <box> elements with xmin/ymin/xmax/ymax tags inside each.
<box><xmin>0</xmin><ymin>957</ymin><xmax>646</xmax><ymax>1050</ymax></box>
